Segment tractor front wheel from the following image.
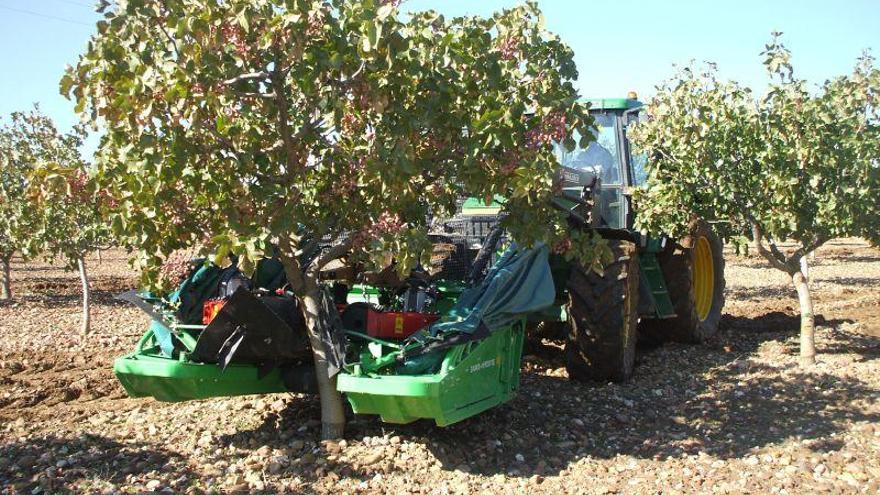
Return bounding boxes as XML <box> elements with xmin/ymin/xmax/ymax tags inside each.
<box><xmin>564</xmin><ymin>240</ymin><xmax>639</xmax><ymax>382</ymax></box>
<box><xmin>641</xmin><ymin>220</ymin><xmax>725</xmax><ymax>343</ymax></box>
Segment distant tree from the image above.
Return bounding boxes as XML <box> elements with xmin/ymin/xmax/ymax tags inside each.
<box><xmin>65</xmin><ymin>0</ymin><xmax>597</xmax><ymax>437</ymax></box>
<box><xmin>0</xmin><ymin>109</ymin><xmax>67</xmax><ymax>300</ymax></box>
<box><xmin>30</xmin><ymin>159</ymin><xmax>112</xmax><ymax>337</ymax></box>
<box><xmin>631</xmin><ymin>34</ymin><xmax>880</xmax><ymax>365</ymax></box>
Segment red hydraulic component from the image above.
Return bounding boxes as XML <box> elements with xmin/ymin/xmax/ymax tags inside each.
<box><xmin>365</xmin><ymin>310</ymin><xmax>439</xmax><ymax>339</ymax></box>
<box><xmin>202</xmin><ymin>299</ymin><xmax>227</xmax><ymax>325</ymax></box>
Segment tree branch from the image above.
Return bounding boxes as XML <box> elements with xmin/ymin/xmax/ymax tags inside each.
<box><xmin>309</xmin><ymin>238</ymin><xmax>355</xmax><ymax>274</ymax></box>
<box><xmin>156</xmin><ymin>1</ymin><xmax>180</xmax><ymax>59</ymax></box>
<box><xmin>750</xmin><ymin>221</ymin><xmax>792</xmax><ymax>273</ymax></box>
<box><xmin>223</xmin><ymin>71</ymin><xmax>270</xmax><ymax>86</ymax></box>
<box><xmin>278</xmin><ymin>235</ymin><xmax>307</xmax><ymax>294</ymax></box>
<box><xmin>270</xmin><ymin>49</ymin><xmax>300</xmax><ymax>174</ymax></box>
<box><xmin>235</xmin><ymin>91</ymin><xmax>276</xmax><ymax>100</ymax></box>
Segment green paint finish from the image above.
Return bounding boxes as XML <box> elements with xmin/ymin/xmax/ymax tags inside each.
<box><xmin>346</xmin><ymin>284</ymin><xmax>382</xmax><ymax>304</ymax></box>
<box><xmin>337</xmin><ymin>320</ymin><xmax>525</xmax><ymax>426</ymax></box>
<box><xmin>582</xmin><ymin>97</ymin><xmax>643</xmax><ymax>111</ymax></box>
<box><xmin>638</xmin><ymin>251</ymin><xmax>676</xmax><ymax>318</ymax></box>
<box><xmin>113</xmin><ymin>328</ymin><xmax>288</xmax><ymax>402</ymax></box>
<box><xmin>460</xmin><ymin>196</ymin><xmax>505</xmax><ymax>216</ymax></box>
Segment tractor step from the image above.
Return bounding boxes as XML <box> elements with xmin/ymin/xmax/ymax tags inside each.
<box><xmin>639</xmin><ymin>253</ymin><xmax>676</xmax><ymax>318</ymax></box>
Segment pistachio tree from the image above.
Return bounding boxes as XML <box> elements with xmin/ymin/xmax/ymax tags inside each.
<box><xmin>30</xmin><ymin>159</ymin><xmax>112</xmax><ymax>337</ymax></box>
<box><xmin>631</xmin><ymin>34</ymin><xmax>880</xmax><ymax>365</ymax></box>
<box><xmin>0</xmin><ymin>109</ymin><xmax>72</xmax><ymax>300</ymax></box>
<box><xmin>65</xmin><ymin>0</ymin><xmax>595</xmax><ymax>437</ymax></box>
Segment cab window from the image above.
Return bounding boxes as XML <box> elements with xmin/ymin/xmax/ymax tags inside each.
<box><xmin>554</xmin><ymin>113</ymin><xmax>621</xmax><ymax>185</ymax></box>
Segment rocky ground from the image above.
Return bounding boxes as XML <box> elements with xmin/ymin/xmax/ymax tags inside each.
<box><xmin>1</xmin><ymin>239</ymin><xmax>879</xmax><ymax>494</ymax></box>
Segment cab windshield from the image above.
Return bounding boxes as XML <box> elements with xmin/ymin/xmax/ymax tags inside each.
<box><xmin>554</xmin><ymin>113</ymin><xmax>621</xmax><ymax>185</ymax></box>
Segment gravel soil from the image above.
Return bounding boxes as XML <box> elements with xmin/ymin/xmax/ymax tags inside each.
<box><xmin>1</xmin><ymin>239</ymin><xmax>879</xmax><ymax>494</ymax></box>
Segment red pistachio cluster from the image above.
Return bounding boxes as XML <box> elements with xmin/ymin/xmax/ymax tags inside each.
<box><xmin>497</xmin><ymin>36</ymin><xmax>520</xmax><ymax>61</ymax></box>
<box><xmin>332</xmin><ymin>157</ymin><xmax>365</xmax><ymax>196</ymax></box>
<box><xmin>500</xmin><ymin>151</ymin><xmax>520</xmax><ymax>176</ymax></box>
<box><xmin>352</xmin><ymin>211</ymin><xmax>404</xmax><ymax>248</ymax></box>
<box><xmin>525</xmin><ymin>112</ymin><xmax>566</xmax><ymax>149</ymax></box>
<box><xmin>552</xmin><ymin>237</ymin><xmax>572</xmax><ymax>255</ymax></box>
<box><xmin>306</xmin><ymin>11</ymin><xmax>324</xmax><ymax>38</ymax></box>
<box><xmin>67</xmin><ymin>170</ymin><xmax>89</xmax><ymax>201</ymax></box>
<box><xmin>220</xmin><ymin>24</ymin><xmax>249</xmax><ymax>58</ymax></box>
<box><xmin>159</xmin><ymin>251</ymin><xmax>193</xmax><ymax>287</ymax></box>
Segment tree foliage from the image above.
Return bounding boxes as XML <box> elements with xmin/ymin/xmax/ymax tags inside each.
<box><xmin>0</xmin><ymin>108</ymin><xmax>90</xmax><ymax>299</ymax></box>
<box><xmin>64</xmin><ymin>0</ymin><xmax>596</xmax><ymax>279</ymax></box>
<box><xmin>29</xmin><ymin>140</ymin><xmax>110</xmax><ymax>272</ymax></box>
<box><xmin>630</xmin><ymin>33</ymin><xmax>880</xmax><ymax>364</ymax></box>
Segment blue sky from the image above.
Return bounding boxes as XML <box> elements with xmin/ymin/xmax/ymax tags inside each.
<box><xmin>1</xmin><ymin>0</ymin><xmax>878</xmax><ymax>155</ymax></box>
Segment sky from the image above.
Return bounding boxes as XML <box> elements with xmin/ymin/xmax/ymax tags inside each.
<box><xmin>1</xmin><ymin>0</ymin><xmax>879</xmax><ymax>155</ymax></box>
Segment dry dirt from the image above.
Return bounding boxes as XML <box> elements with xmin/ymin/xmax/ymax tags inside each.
<box><xmin>1</xmin><ymin>240</ymin><xmax>879</xmax><ymax>494</ymax></box>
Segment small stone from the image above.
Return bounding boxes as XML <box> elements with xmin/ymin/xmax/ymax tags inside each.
<box><xmin>267</xmin><ymin>462</ymin><xmax>283</xmax><ymax>475</ymax></box>
<box><xmin>145</xmin><ymin>479</ymin><xmax>162</xmax><ymax>490</ymax></box>
<box><xmin>321</xmin><ymin>440</ymin><xmax>342</xmax><ymax>454</ymax></box>
<box><xmin>515</xmin><ymin>453</ymin><xmax>525</xmax><ymax>463</ymax></box>
<box><xmin>361</xmin><ymin>451</ymin><xmax>384</xmax><ymax>466</ymax></box>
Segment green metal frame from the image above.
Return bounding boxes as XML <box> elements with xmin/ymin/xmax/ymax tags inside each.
<box><xmin>113</xmin><ymin>327</ymin><xmax>289</xmax><ymax>402</ymax></box>
<box><xmin>337</xmin><ymin>320</ymin><xmax>525</xmax><ymax>426</ymax></box>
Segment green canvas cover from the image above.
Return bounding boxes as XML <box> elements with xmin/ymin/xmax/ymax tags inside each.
<box><xmin>429</xmin><ymin>243</ymin><xmax>555</xmax><ymax>337</ymax></box>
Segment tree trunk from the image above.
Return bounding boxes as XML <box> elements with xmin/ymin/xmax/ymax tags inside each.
<box><xmin>792</xmin><ymin>270</ymin><xmax>816</xmax><ymax>366</ymax></box>
<box><xmin>800</xmin><ymin>254</ymin><xmax>810</xmax><ymax>284</ymax></box>
<box><xmin>0</xmin><ymin>256</ymin><xmax>11</xmax><ymax>300</ymax></box>
<box><xmin>78</xmin><ymin>256</ymin><xmax>92</xmax><ymax>337</ymax></box>
<box><xmin>299</xmin><ymin>286</ymin><xmax>347</xmax><ymax>439</ymax></box>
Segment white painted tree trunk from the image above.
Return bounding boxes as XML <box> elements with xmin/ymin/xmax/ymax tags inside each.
<box><xmin>78</xmin><ymin>256</ymin><xmax>92</xmax><ymax>337</ymax></box>
<box><xmin>0</xmin><ymin>256</ymin><xmax>10</xmax><ymax>300</ymax></box>
<box><xmin>792</xmin><ymin>270</ymin><xmax>816</xmax><ymax>366</ymax></box>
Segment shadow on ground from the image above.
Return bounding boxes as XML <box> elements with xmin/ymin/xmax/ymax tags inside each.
<box><xmin>0</xmin><ymin>433</ymin><xmax>193</xmax><ymax>493</ymax></box>
<box><xmin>4</xmin><ymin>275</ymin><xmax>133</xmax><ymax>307</ymax></box>
<box><xmin>218</xmin><ymin>312</ymin><xmax>880</xmax><ymax>480</ymax></box>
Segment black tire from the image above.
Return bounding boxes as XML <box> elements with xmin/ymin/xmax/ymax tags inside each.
<box><xmin>564</xmin><ymin>240</ymin><xmax>639</xmax><ymax>382</ymax></box>
<box><xmin>641</xmin><ymin>220</ymin><xmax>725</xmax><ymax>343</ymax></box>
<box><xmin>526</xmin><ymin>320</ymin><xmax>566</xmax><ymax>341</ymax></box>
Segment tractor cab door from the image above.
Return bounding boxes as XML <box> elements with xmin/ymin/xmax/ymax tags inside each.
<box><xmin>556</xmin><ymin>112</ymin><xmax>627</xmax><ymax>229</ymax></box>
<box><xmin>621</xmin><ymin>109</ymin><xmax>649</xmax><ymax>229</ymax></box>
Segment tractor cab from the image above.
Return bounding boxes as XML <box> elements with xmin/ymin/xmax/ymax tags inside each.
<box><xmin>554</xmin><ymin>96</ymin><xmax>646</xmax><ymax>230</ymax></box>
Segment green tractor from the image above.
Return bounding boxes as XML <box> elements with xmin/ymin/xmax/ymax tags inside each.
<box><xmin>541</xmin><ymin>96</ymin><xmax>726</xmax><ymax>382</ymax></box>
<box><xmin>114</xmin><ymin>96</ymin><xmax>726</xmax><ymax>427</ymax></box>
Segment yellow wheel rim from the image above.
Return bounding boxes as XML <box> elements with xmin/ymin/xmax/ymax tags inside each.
<box><xmin>693</xmin><ymin>236</ymin><xmax>715</xmax><ymax>322</ymax></box>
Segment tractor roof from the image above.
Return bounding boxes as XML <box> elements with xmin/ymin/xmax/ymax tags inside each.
<box><xmin>581</xmin><ymin>98</ymin><xmax>643</xmax><ymax>111</ymax></box>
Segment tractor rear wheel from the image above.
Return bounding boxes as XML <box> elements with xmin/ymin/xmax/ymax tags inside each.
<box><xmin>564</xmin><ymin>240</ymin><xmax>639</xmax><ymax>382</ymax></box>
<box><xmin>641</xmin><ymin>220</ymin><xmax>725</xmax><ymax>343</ymax></box>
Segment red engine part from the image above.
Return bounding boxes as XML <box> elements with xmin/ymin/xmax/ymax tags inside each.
<box><xmin>202</xmin><ymin>299</ymin><xmax>227</xmax><ymax>325</ymax></box>
<box><xmin>365</xmin><ymin>310</ymin><xmax>439</xmax><ymax>339</ymax></box>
